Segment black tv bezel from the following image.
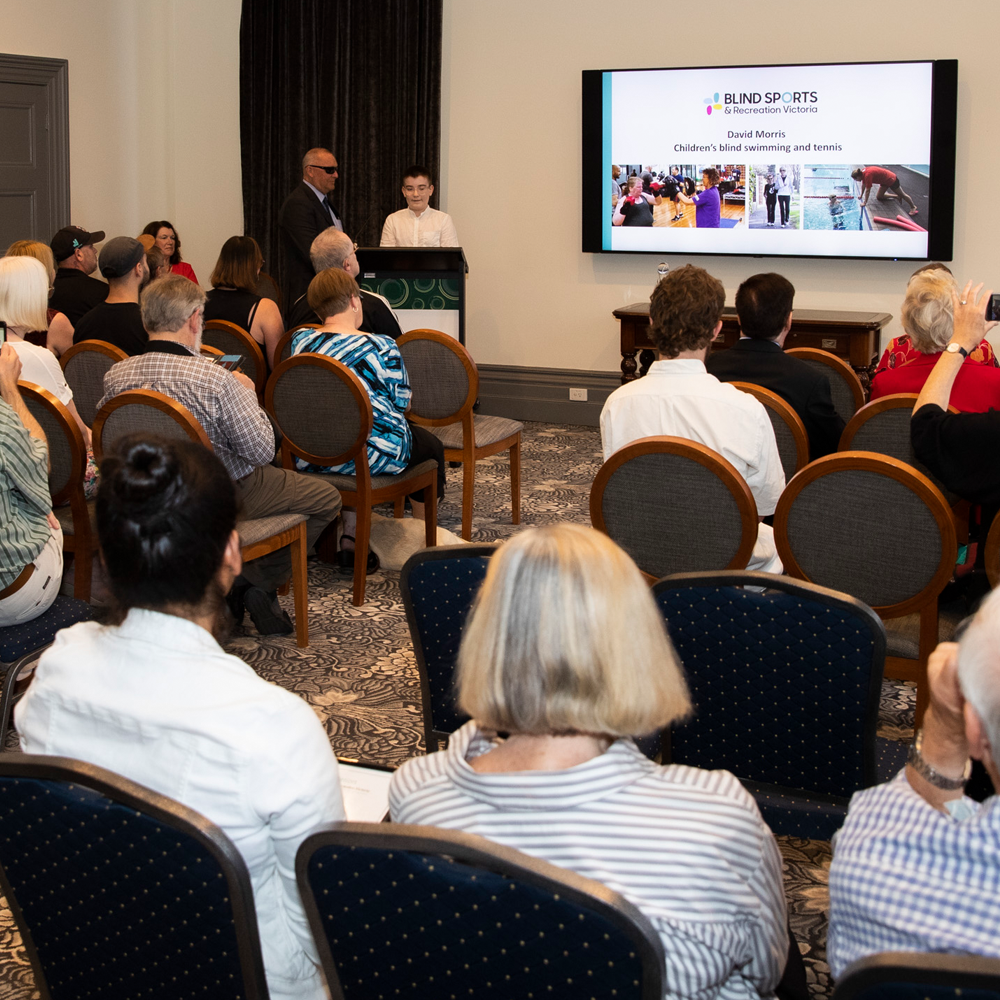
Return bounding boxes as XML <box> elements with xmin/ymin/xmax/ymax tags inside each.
<box><xmin>581</xmin><ymin>59</ymin><xmax>957</xmax><ymax>262</ymax></box>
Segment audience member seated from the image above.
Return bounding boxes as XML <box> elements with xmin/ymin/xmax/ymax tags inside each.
<box><xmin>141</xmin><ymin>219</ymin><xmax>199</xmax><ymax>285</ymax></box>
<box><xmin>828</xmin><ymin>584</ymin><xmax>1000</xmax><ymax>975</ymax></box>
<box><xmin>707</xmin><ymin>272</ymin><xmax>844</xmax><ymax>459</ymax></box>
<box><xmin>390</xmin><ymin>523</ymin><xmax>790</xmax><ymax>1000</ymax></box>
<box><xmin>285</xmin><ymin>226</ymin><xmax>402</xmax><ymax>341</ymax></box>
<box><xmin>48</xmin><ymin>226</ymin><xmax>108</xmax><ymax>326</ymax></box>
<box><xmin>4</xmin><ymin>240</ymin><xmax>75</xmax><ymax>356</ymax></box>
<box><xmin>204</xmin><ymin>236</ymin><xmax>285</xmax><ymax>367</ymax></box>
<box><xmin>16</xmin><ymin>433</ymin><xmax>345</xmax><ymax>1000</ymax></box>
<box><xmin>72</xmin><ymin>237</ymin><xmax>150</xmax><ymax>356</ymax></box>
<box><xmin>289</xmin><ymin>268</ymin><xmax>442</xmax><ymax>569</ymax></box>
<box><xmin>98</xmin><ymin>274</ymin><xmax>342</xmax><ymax>634</ymax></box>
<box><xmin>0</xmin><ymin>342</ymin><xmax>62</xmax><ymax>627</ymax></box>
<box><xmin>871</xmin><ymin>267</ymin><xmax>1000</xmax><ymax>410</ymax></box>
<box><xmin>600</xmin><ymin>264</ymin><xmax>785</xmax><ymax>572</ymax></box>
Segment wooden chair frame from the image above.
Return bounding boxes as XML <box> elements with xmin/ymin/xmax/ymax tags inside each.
<box><xmin>93</xmin><ymin>389</ymin><xmax>310</xmax><ymax>645</ymax></box>
<box><xmin>985</xmin><ymin>507</ymin><xmax>1000</xmax><ymax>590</ymax></box>
<box><xmin>591</xmin><ymin>436</ymin><xmax>758</xmax><ymax>582</ymax></box>
<box><xmin>58</xmin><ymin>339</ymin><xmax>129</xmax><ymax>428</ymax></box>
<box><xmin>397</xmin><ymin>328</ymin><xmax>521</xmax><ymax>540</ymax></box>
<box><xmin>785</xmin><ymin>346</ymin><xmax>866</xmax><ymax>414</ymax></box>
<box><xmin>266</xmin><ymin>354</ymin><xmax>437</xmax><ymax>606</ymax></box>
<box><xmin>774</xmin><ymin>451</ymin><xmax>958</xmax><ymax>723</ymax></box>
<box><xmin>274</xmin><ymin>324</ymin><xmax>321</xmax><ymax>367</ymax></box>
<box><xmin>202</xmin><ymin>319</ymin><xmax>268</xmax><ymax>400</ymax></box>
<box><xmin>199</xmin><ymin>343</ymin><xmax>224</xmax><ymax>358</ymax></box>
<box><xmin>729</xmin><ymin>381</ymin><xmax>809</xmax><ymax>477</ymax></box>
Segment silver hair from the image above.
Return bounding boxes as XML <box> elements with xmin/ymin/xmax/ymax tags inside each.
<box><xmin>140</xmin><ymin>273</ymin><xmax>206</xmax><ymax>334</ymax></box>
<box><xmin>309</xmin><ymin>227</ymin><xmax>353</xmax><ymax>271</ymax></box>
<box><xmin>957</xmin><ymin>586</ymin><xmax>1000</xmax><ymax>770</ymax></box>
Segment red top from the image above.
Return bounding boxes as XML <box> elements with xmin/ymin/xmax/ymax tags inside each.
<box><xmin>171</xmin><ymin>261</ymin><xmax>200</xmax><ymax>285</ymax></box>
<box><xmin>861</xmin><ymin>166</ymin><xmax>897</xmax><ymax>192</ymax></box>
<box><xmin>871</xmin><ymin>335</ymin><xmax>1000</xmax><ymax>412</ymax></box>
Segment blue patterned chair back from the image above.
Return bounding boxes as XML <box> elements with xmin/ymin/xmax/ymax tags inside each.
<box><xmin>832</xmin><ymin>952</ymin><xmax>1000</xmax><ymax>1000</ymax></box>
<box><xmin>0</xmin><ymin>755</ymin><xmax>268</xmax><ymax>1000</ymax></box>
<box><xmin>297</xmin><ymin>822</ymin><xmax>665</xmax><ymax>1000</ymax></box>
<box><xmin>654</xmin><ymin>571</ymin><xmax>886</xmax><ymax>839</ymax></box>
<box><xmin>399</xmin><ymin>546</ymin><xmax>497</xmax><ymax>750</ymax></box>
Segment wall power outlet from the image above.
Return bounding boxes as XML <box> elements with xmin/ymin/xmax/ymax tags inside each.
<box><xmin>569</xmin><ymin>387</ymin><xmax>588</xmax><ymax>401</ymax></box>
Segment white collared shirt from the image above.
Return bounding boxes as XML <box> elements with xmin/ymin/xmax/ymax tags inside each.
<box><xmin>17</xmin><ymin>608</ymin><xmax>345</xmax><ymax>1000</ymax></box>
<box><xmin>600</xmin><ymin>358</ymin><xmax>785</xmax><ymax>515</ymax></box>
<box><xmin>380</xmin><ymin>206</ymin><xmax>459</xmax><ymax>247</ymax></box>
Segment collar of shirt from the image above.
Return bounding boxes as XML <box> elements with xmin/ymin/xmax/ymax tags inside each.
<box><xmin>406</xmin><ymin>206</ymin><xmax>431</xmax><ymax>220</ymax></box>
<box><xmin>647</xmin><ymin>358</ymin><xmax>709</xmax><ymax>375</ymax></box>
<box><xmin>303</xmin><ymin>179</ymin><xmax>328</xmax><ymax>203</ymax></box>
<box><xmin>143</xmin><ymin>340</ymin><xmax>198</xmax><ymax>357</ymax></box>
<box><xmin>115</xmin><ymin>607</ymin><xmax>232</xmax><ymax>659</ymax></box>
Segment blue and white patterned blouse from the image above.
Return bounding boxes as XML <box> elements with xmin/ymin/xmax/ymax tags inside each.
<box><xmin>290</xmin><ymin>327</ymin><xmax>412</xmax><ymax>476</ymax></box>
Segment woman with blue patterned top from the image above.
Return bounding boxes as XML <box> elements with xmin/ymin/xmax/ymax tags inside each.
<box><xmin>289</xmin><ymin>268</ymin><xmax>444</xmax><ymax>569</ymax></box>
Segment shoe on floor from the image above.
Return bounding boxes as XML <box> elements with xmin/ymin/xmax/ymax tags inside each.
<box><xmin>244</xmin><ymin>586</ymin><xmax>294</xmax><ymax>636</ymax></box>
<box><xmin>338</xmin><ymin>533</ymin><xmax>380</xmax><ymax>573</ymax></box>
<box><xmin>226</xmin><ymin>580</ymin><xmax>250</xmax><ymax>625</ymax></box>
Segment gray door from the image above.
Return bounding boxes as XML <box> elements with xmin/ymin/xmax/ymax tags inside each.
<box><xmin>0</xmin><ymin>53</ymin><xmax>69</xmax><ymax>250</ymax></box>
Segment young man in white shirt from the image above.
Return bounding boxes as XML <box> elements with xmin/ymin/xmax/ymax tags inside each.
<box><xmin>380</xmin><ymin>165</ymin><xmax>459</xmax><ymax>247</ymax></box>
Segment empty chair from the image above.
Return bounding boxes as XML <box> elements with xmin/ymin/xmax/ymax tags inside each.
<box><xmin>297</xmin><ymin>822</ymin><xmax>665</xmax><ymax>1000</ymax></box>
<box><xmin>58</xmin><ymin>339</ymin><xmax>128</xmax><ymax>427</ymax></box>
<box><xmin>0</xmin><ymin>754</ymin><xmax>269</xmax><ymax>999</ymax></box>
<box><xmin>729</xmin><ymin>380</ymin><xmax>809</xmax><ymax>479</ymax></box>
<box><xmin>832</xmin><ymin>952</ymin><xmax>1000</xmax><ymax>1000</ymax></box>
<box><xmin>785</xmin><ymin>347</ymin><xmax>865</xmax><ymax>424</ymax></box>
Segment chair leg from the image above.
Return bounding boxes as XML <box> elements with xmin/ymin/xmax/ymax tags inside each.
<box><xmin>277</xmin><ymin>581</ymin><xmax>290</xmax><ymax>596</ymax></box>
<box><xmin>509</xmin><ymin>436</ymin><xmax>521</xmax><ymax>526</ymax></box>
<box><xmin>352</xmin><ymin>507</ymin><xmax>372</xmax><ymax>606</ymax></box>
<box><xmin>73</xmin><ymin>546</ymin><xmax>92</xmax><ymax>603</ymax></box>
<box><xmin>914</xmin><ymin>600</ymin><xmax>938</xmax><ymax>728</ymax></box>
<box><xmin>393</xmin><ymin>498</ymin><xmax>405</xmax><ymax>518</ymax></box>
<box><xmin>423</xmin><ymin>481</ymin><xmax>437</xmax><ymax>548</ymax></box>
<box><xmin>290</xmin><ymin>522</ymin><xmax>308</xmax><ymax>647</ymax></box>
<box><xmin>461</xmin><ymin>460</ymin><xmax>476</xmax><ymax>541</ymax></box>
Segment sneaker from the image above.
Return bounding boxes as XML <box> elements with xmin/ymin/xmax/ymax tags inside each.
<box><xmin>244</xmin><ymin>587</ymin><xmax>294</xmax><ymax>636</ymax></box>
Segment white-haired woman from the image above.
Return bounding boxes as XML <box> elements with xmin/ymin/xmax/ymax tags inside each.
<box><xmin>871</xmin><ymin>267</ymin><xmax>1000</xmax><ymax>410</ymax></box>
<box><xmin>390</xmin><ymin>523</ymin><xmax>790</xmax><ymax>1000</ymax></box>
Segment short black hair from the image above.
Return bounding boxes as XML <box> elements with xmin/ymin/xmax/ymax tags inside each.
<box><xmin>97</xmin><ymin>434</ymin><xmax>238</xmax><ymax>613</ymax></box>
<box><xmin>735</xmin><ymin>272</ymin><xmax>795</xmax><ymax>341</ymax></box>
<box><xmin>402</xmin><ymin>165</ymin><xmax>433</xmax><ymax>186</ymax></box>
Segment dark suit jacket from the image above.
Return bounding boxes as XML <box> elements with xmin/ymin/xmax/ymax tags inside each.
<box><xmin>277</xmin><ymin>182</ymin><xmax>343</xmax><ymax>305</ymax></box>
<box><xmin>285</xmin><ymin>288</ymin><xmax>402</xmax><ymax>341</ymax></box>
<box><xmin>706</xmin><ymin>338</ymin><xmax>845</xmax><ymax>459</ymax></box>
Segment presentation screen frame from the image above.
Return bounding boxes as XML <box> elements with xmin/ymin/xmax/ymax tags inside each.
<box><xmin>581</xmin><ymin>59</ymin><xmax>957</xmax><ymax>262</ymax></box>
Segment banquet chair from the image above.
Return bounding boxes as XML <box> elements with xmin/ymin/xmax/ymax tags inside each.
<box><xmin>202</xmin><ymin>319</ymin><xmax>267</xmax><ymax>400</ymax></box>
<box><xmin>399</xmin><ymin>544</ymin><xmax>498</xmax><ymax>751</ymax></box>
<box><xmin>266</xmin><ymin>354</ymin><xmax>437</xmax><ymax>606</ymax></box>
<box><xmin>774</xmin><ymin>452</ymin><xmax>957</xmax><ymax>725</ymax></box>
<box><xmin>729</xmin><ymin>381</ymin><xmax>810</xmax><ymax>480</ymax></box>
<box><xmin>591</xmin><ymin>436</ymin><xmax>758</xmax><ymax>582</ymax></box>
<box><xmin>397</xmin><ymin>329</ymin><xmax>522</xmax><ymax>540</ymax></box>
<box><xmin>832</xmin><ymin>952</ymin><xmax>1000</xmax><ymax>999</ymax></box>
<box><xmin>93</xmin><ymin>390</ymin><xmax>311</xmax><ymax>646</ymax></box>
<box><xmin>0</xmin><ymin>754</ymin><xmax>268</xmax><ymax>999</ymax></box>
<box><xmin>654</xmin><ymin>570</ymin><xmax>904</xmax><ymax>840</ymax></box>
<box><xmin>785</xmin><ymin>347</ymin><xmax>865</xmax><ymax>424</ymax></box>
<box><xmin>274</xmin><ymin>324</ymin><xmax>321</xmax><ymax>366</ymax></box>
<box><xmin>58</xmin><ymin>339</ymin><xmax>128</xmax><ymax>427</ymax></box>
<box><xmin>297</xmin><ymin>822</ymin><xmax>665</xmax><ymax>1000</ymax></box>
<box><xmin>20</xmin><ymin>381</ymin><xmax>96</xmax><ymax>601</ymax></box>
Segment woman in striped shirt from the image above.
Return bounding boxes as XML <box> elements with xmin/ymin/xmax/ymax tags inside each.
<box><xmin>390</xmin><ymin>524</ymin><xmax>789</xmax><ymax>999</ymax></box>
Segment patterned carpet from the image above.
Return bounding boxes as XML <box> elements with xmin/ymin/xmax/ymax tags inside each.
<box><xmin>0</xmin><ymin>421</ymin><xmax>915</xmax><ymax>1000</ymax></box>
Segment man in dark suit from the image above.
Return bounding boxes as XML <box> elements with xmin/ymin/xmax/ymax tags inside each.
<box><xmin>277</xmin><ymin>147</ymin><xmax>344</xmax><ymax>305</ymax></box>
<box><xmin>707</xmin><ymin>272</ymin><xmax>845</xmax><ymax>459</ymax></box>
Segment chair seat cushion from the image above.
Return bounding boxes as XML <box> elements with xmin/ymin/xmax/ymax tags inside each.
<box><xmin>300</xmin><ymin>459</ymin><xmax>438</xmax><ymax>493</ymax></box>
<box><xmin>1</xmin><ymin>596</ymin><xmax>94</xmax><ymax>663</ymax></box>
<box><xmin>885</xmin><ymin>605</ymin><xmax>964</xmax><ymax>660</ymax></box>
<box><xmin>237</xmin><ymin>513</ymin><xmax>307</xmax><ymax>548</ymax></box>
<box><xmin>54</xmin><ymin>499</ymin><xmax>96</xmax><ymax>537</ymax></box>
<box><xmin>432</xmin><ymin>416</ymin><xmax>523</xmax><ymax>450</ymax></box>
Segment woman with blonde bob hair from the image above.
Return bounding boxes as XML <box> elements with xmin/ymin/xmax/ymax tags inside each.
<box><xmin>870</xmin><ymin>267</ymin><xmax>1000</xmax><ymax>409</ymax></box>
<box><xmin>3</xmin><ymin>239</ymin><xmax>75</xmax><ymax>355</ymax></box>
<box><xmin>390</xmin><ymin>524</ymin><xmax>789</xmax><ymax>999</ymax></box>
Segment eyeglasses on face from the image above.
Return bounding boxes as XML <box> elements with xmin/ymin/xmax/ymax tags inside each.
<box><xmin>307</xmin><ymin>164</ymin><xmax>339</xmax><ymax>174</ymax></box>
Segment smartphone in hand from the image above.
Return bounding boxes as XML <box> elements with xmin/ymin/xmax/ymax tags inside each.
<box><xmin>986</xmin><ymin>295</ymin><xmax>1000</xmax><ymax>323</ymax></box>
<box><xmin>214</xmin><ymin>354</ymin><xmax>244</xmax><ymax>372</ymax></box>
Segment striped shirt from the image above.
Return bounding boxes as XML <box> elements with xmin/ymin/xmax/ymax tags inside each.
<box><xmin>828</xmin><ymin>771</ymin><xmax>1000</xmax><ymax>977</ymax></box>
<box><xmin>290</xmin><ymin>328</ymin><xmax>412</xmax><ymax>476</ymax></box>
<box><xmin>390</xmin><ymin>722</ymin><xmax>787</xmax><ymax>1000</ymax></box>
<box><xmin>98</xmin><ymin>343</ymin><xmax>275</xmax><ymax>481</ymax></box>
<box><xmin>0</xmin><ymin>397</ymin><xmax>51</xmax><ymax>589</ymax></box>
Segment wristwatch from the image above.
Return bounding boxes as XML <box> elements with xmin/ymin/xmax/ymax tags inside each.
<box><xmin>945</xmin><ymin>342</ymin><xmax>969</xmax><ymax>357</ymax></box>
<box><xmin>907</xmin><ymin>728</ymin><xmax>971</xmax><ymax>789</ymax></box>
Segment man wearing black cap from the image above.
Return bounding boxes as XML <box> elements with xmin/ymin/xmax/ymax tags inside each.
<box><xmin>72</xmin><ymin>237</ymin><xmax>149</xmax><ymax>357</ymax></box>
<box><xmin>49</xmin><ymin>226</ymin><xmax>108</xmax><ymax>326</ymax></box>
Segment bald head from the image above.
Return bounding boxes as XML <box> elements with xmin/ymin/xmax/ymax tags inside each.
<box><xmin>310</xmin><ymin>227</ymin><xmax>355</xmax><ymax>272</ymax></box>
<box><xmin>301</xmin><ymin>147</ymin><xmax>339</xmax><ymax>195</ymax></box>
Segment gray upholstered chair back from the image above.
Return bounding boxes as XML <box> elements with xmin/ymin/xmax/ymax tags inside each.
<box><xmin>202</xmin><ymin>321</ymin><xmax>264</xmax><ymax>389</ymax></box>
<box><xmin>767</xmin><ymin>409</ymin><xmax>801</xmax><ymax>481</ymax></box>
<box><xmin>21</xmin><ymin>385</ymin><xmax>78</xmax><ymax>501</ymax></box>
<box><xmin>399</xmin><ymin>334</ymin><xmax>474</xmax><ymax>421</ymax></box>
<box><xmin>793</xmin><ymin>357</ymin><xmax>859</xmax><ymax>424</ymax></box>
<box><xmin>62</xmin><ymin>347</ymin><xmax>122</xmax><ymax>427</ymax></box>
<box><xmin>97</xmin><ymin>403</ymin><xmax>200</xmax><ymax>454</ymax></box>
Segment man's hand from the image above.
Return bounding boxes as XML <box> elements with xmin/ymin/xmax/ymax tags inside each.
<box><xmin>0</xmin><ymin>342</ymin><xmax>23</xmax><ymax>399</ymax></box>
<box><xmin>951</xmin><ymin>281</ymin><xmax>997</xmax><ymax>354</ymax></box>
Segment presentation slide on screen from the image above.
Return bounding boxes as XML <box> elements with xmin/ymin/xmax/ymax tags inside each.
<box><xmin>604</xmin><ymin>62</ymin><xmax>933</xmax><ymax>257</ymax></box>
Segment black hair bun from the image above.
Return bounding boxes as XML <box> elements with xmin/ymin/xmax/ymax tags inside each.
<box><xmin>115</xmin><ymin>439</ymin><xmax>180</xmax><ymax>505</ymax></box>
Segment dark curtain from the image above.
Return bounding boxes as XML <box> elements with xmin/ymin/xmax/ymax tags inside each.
<box><xmin>239</xmin><ymin>0</ymin><xmax>443</xmax><ymax>297</ymax></box>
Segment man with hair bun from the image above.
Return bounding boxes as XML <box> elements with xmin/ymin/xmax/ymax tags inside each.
<box><xmin>600</xmin><ymin>264</ymin><xmax>785</xmax><ymax>572</ymax></box>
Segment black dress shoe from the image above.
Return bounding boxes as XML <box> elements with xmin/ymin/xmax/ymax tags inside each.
<box><xmin>226</xmin><ymin>580</ymin><xmax>250</xmax><ymax>625</ymax></box>
<box><xmin>244</xmin><ymin>587</ymin><xmax>294</xmax><ymax>636</ymax></box>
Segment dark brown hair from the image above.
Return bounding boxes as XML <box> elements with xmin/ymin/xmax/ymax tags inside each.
<box><xmin>649</xmin><ymin>264</ymin><xmax>725</xmax><ymax>357</ymax></box>
<box><xmin>141</xmin><ymin>220</ymin><xmax>183</xmax><ymax>265</ymax></box>
<box><xmin>210</xmin><ymin>236</ymin><xmax>263</xmax><ymax>293</ymax></box>
<box><xmin>701</xmin><ymin>167</ymin><xmax>720</xmax><ymax>187</ymax></box>
<box><xmin>735</xmin><ymin>273</ymin><xmax>795</xmax><ymax>341</ymax></box>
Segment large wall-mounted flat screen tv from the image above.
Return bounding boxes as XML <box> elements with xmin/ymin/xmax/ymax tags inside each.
<box><xmin>582</xmin><ymin>60</ymin><xmax>957</xmax><ymax>261</ymax></box>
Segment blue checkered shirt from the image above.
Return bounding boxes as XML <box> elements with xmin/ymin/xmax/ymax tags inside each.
<box><xmin>828</xmin><ymin>770</ymin><xmax>1000</xmax><ymax>977</ymax></box>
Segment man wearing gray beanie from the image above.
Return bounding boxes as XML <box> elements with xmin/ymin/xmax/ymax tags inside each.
<box><xmin>72</xmin><ymin>237</ymin><xmax>149</xmax><ymax>356</ymax></box>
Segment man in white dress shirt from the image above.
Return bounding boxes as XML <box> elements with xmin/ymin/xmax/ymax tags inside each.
<box><xmin>600</xmin><ymin>264</ymin><xmax>785</xmax><ymax>572</ymax></box>
<box><xmin>380</xmin><ymin>165</ymin><xmax>459</xmax><ymax>247</ymax></box>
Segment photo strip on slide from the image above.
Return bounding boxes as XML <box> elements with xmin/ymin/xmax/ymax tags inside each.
<box><xmin>611</xmin><ymin>164</ymin><xmax>746</xmax><ymax>229</ymax></box>
<box><xmin>747</xmin><ymin>164</ymin><xmax>800</xmax><ymax>230</ymax></box>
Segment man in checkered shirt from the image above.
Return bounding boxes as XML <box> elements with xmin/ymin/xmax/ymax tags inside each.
<box><xmin>828</xmin><ymin>586</ymin><xmax>1000</xmax><ymax>976</ymax></box>
<box><xmin>98</xmin><ymin>274</ymin><xmax>341</xmax><ymax>635</ymax></box>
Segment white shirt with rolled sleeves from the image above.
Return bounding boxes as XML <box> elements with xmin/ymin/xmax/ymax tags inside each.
<box><xmin>380</xmin><ymin>206</ymin><xmax>459</xmax><ymax>247</ymax></box>
<box><xmin>16</xmin><ymin>608</ymin><xmax>345</xmax><ymax>1000</ymax></box>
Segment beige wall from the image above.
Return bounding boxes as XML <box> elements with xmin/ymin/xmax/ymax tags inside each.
<box><xmin>0</xmin><ymin>0</ymin><xmax>243</xmax><ymax>286</ymax></box>
<box><xmin>441</xmin><ymin>0</ymin><xmax>998</xmax><ymax>371</ymax></box>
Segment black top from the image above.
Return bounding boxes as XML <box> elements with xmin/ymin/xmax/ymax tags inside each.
<box><xmin>204</xmin><ymin>288</ymin><xmax>262</xmax><ymax>332</ymax></box>
<box><xmin>73</xmin><ymin>301</ymin><xmax>148</xmax><ymax>357</ymax></box>
<box><xmin>706</xmin><ymin>338</ymin><xmax>845</xmax><ymax>460</ymax></box>
<box><xmin>286</xmin><ymin>288</ymin><xmax>402</xmax><ymax>341</ymax></box>
<box><xmin>618</xmin><ymin>198</ymin><xmax>654</xmax><ymax>227</ymax></box>
<box><xmin>49</xmin><ymin>269</ymin><xmax>109</xmax><ymax>326</ymax></box>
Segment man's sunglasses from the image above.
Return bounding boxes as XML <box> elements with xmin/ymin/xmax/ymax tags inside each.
<box><xmin>307</xmin><ymin>164</ymin><xmax>339</xmax><ymax>174</ymax></box>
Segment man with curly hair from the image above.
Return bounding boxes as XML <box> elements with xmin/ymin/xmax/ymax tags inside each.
<box><xmin>600</xmin><ymin>264</ymin><xmax>784</xmax><ymax>571</ymax></box>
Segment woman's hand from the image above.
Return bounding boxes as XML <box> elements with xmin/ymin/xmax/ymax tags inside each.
<box><xmin>951</xmin><ymin>281</ymin><xmax>996</xmax><ymax>353</ymax></box>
